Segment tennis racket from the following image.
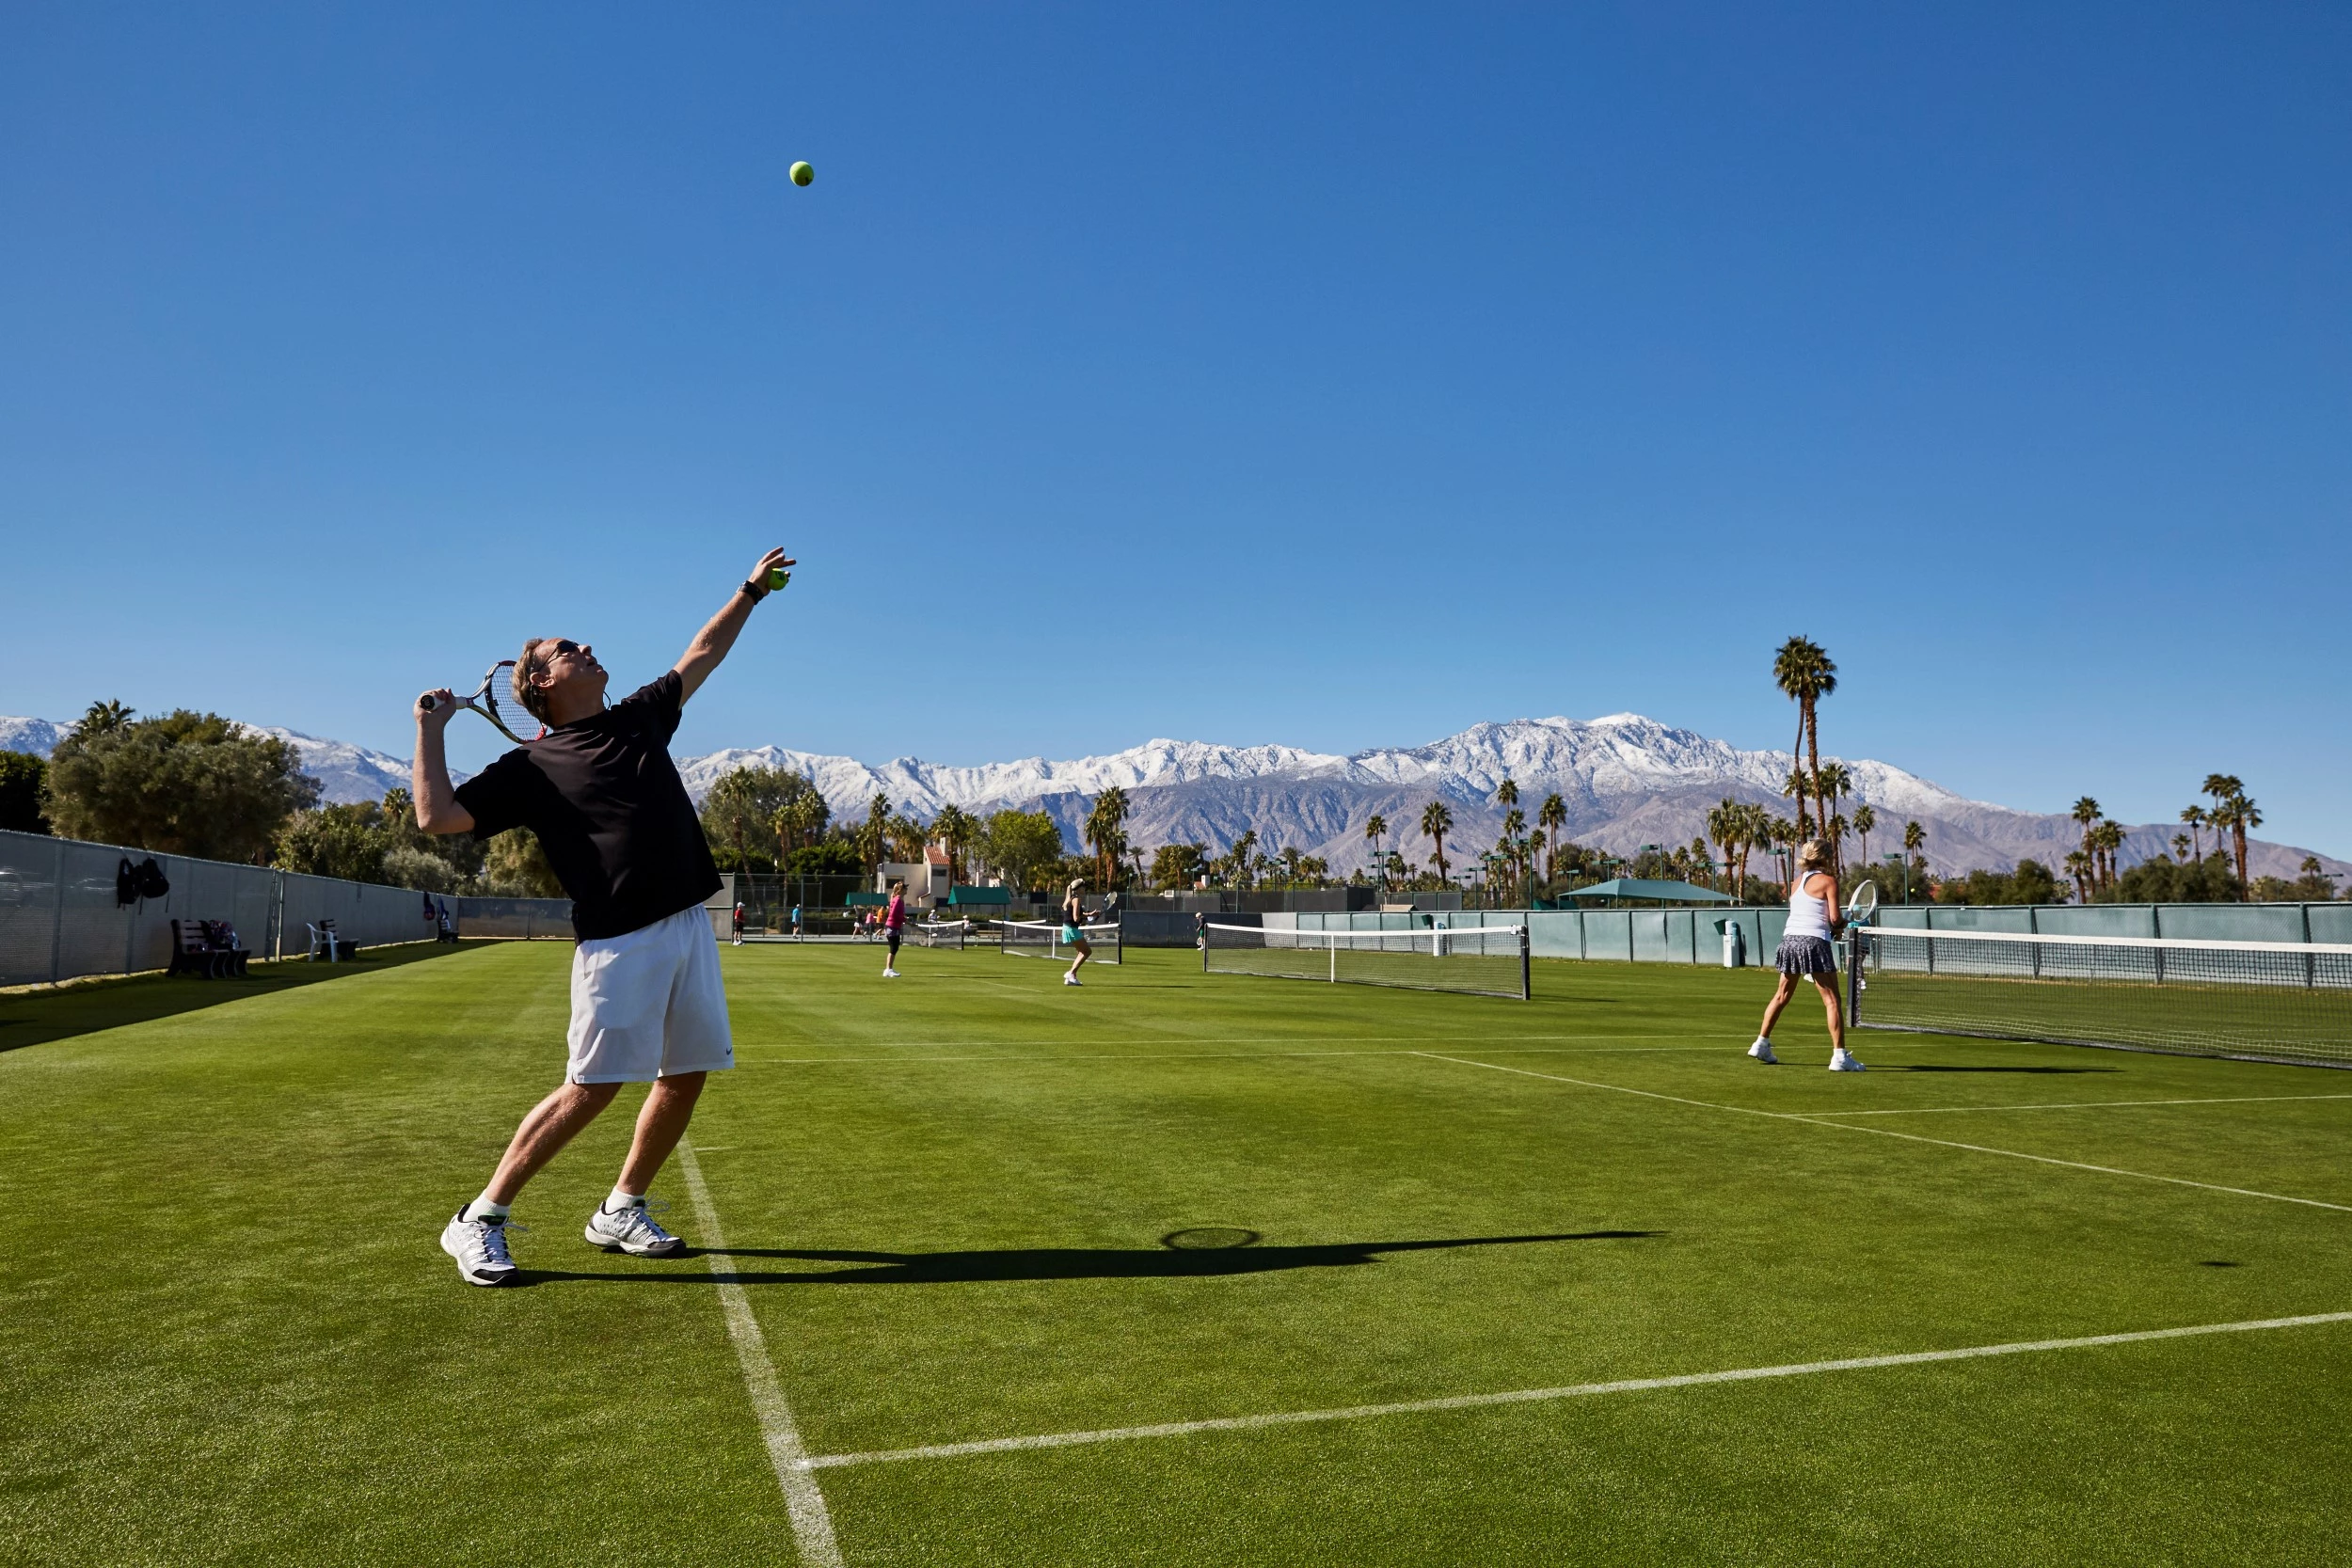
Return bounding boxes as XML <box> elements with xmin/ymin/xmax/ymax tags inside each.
<box><xmin>419</xmin><ymin>662</ymin><xmax>547</xmax><ymax>746</ymax></box>
<box><xmin>1846</xmin><ymin>879</ymin><xmax>1879</xmax><ymax>928</ymax></box>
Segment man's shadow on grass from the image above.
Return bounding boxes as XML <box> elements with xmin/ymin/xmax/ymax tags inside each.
<box><xmin>517</xmin><ymin>1229</ymin><xmax>1657</xmax><ymax>1288</ymax></box>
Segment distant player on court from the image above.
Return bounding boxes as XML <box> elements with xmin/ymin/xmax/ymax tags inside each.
<box><xmin>882</xmin><ymin>879</ymin><xmax>907</xmax><ymax>977</ymax></box>
<box><xmin>1748</xmin><ymin>838</ymin><xmax>1864</xmax><ymax>1071</ymax></box>
<box><xmin>731</xmin><ymin>901</ymin><xmax>746</xmax><ymax>945</ymax></box>
<box><xmin>415</xmin><ymin>546</ymin><xmax>793</xmax><ymax>1287</ymax></box>
<box><xmin>790</xmin><ymin>901</ymin><xmax>803</xmax><ymax>941</ymax></box>
<box><xmin>1059</xmin><ymin>878</ymin><xmax>1093</xmax><ymax>987</ymax></box>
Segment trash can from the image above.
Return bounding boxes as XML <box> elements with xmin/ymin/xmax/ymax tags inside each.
<box><xmin>1717</xmin><ymin>919</ymin><xmax>1747</xmax><ymax>969</ymax></box>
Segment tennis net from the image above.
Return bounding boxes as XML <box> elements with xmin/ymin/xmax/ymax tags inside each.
<box><xmin>908</xmin><ymin>921</ymin><xmax>968</xmax><ymax>950</ymax></box>
<box><xmin>1002</xmin><ymin>920</ymin><xmax>1122</xmax><ymax>965</ymax></box>
<box><xmin>1852</xmin><ymin>927</ymin><xmax>2352</xmax><ymax>1067</ymax></box>
<box><xmin>1202</xmin><ymin>922</ymin><xmax>1530</xmax><ymax>1001</ymax></box>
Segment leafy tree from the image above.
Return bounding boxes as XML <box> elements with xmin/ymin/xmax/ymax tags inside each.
<box><xmin>1851</xmin><ymin>802</ymin><xmax>1876</xmax><ymax>871</ymax></box>
<box><xmin>276</xmin><ymin>800</ymin><xmax>391</xmax><ymax>883</ymax></box>
<box><xmin>1934</xmin><ymin>858</ymin><xmax>2063</xmax><ymax>906</ymax></box>
<box><xmin>1150</xmin><ymin>842</ymin><xmax>1209</xmax><ymax>890</ymax></box>
<box><xmin>0</xmin><ymin>751</ymin><xmax>49</xmax><ymax>833</ymax></box>
<box><xmin>482</xmin><ymin>829</ymin><xmax>564</xmax><ymax>897</ymax></box>
<box><xmin>2103</xmin><ymin>851</ymin><xmax>2242</xmax><ymax>905</ymax></box>
<box><xmin>1363</xmin><ymin>814</ymin><xmax>1388</xmax><ymax>879</ymax></box>
<box><xmin>788</xmin><ymin>838</ymin><xmax>865</xmax><ymax>877</ymax></box>
<box><xmin>1536</xmin><ymin>794</ymin><xmax>1565</xmax><ymax>886</ymax></box>
<box><xmin>977</xmin><ymin>809</ymin><xmax>1066</xmax><ymax>895</ymax></box>
<box><xmin>700</xmin><ymin>766</ymin><xmax>812</xmax><ymax>873</ymax></box>
<box><xmin>45</xmin><ymin>707</ymin><xmax>318</xmax><ymax>862</ymax></box>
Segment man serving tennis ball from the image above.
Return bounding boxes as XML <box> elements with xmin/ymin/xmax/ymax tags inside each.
<box><xmin>414</xmin><ymin>547</ymin><xmax>792</xmax><ymax>1287</ymax></box>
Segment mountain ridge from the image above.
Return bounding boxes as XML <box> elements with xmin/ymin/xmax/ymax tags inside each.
<box><xmin>5</xmin><ymin>710</ymin><xmax>2340</xmax><ymax>884</ymax></box>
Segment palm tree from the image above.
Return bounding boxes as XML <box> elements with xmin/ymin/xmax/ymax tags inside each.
<box><xmin>1084</xmin><ymin>786</ymin><xmax>1131</xmax><ymax>890</ymax></box>
<box><xmin>2065</xmin><ymin>849</ymin><xmax>2093</xmax><ymax>903</ymax></box>
<box><xmin>2180</xmin><ymin>804</ymin><xmax>2206</xmax><ymax>862</ymax></box>
<box><xmin>1902</xmin><ymin>819</ymin><xmax>1926</xmax><ymax>898</ymax></box>
<box><xmin>926</xmin><ymin>802</ymin><xmax>976</xmax><ymax>883</ymax></box>
<box><xmin>1500</xmin><ymin>807</ymin><xmax>1527</xmax><ymax>901</ymax></box>
<box><xmin>1496</xmin><ymin>777</ymin><xmax>1518</xmax><ymax>813</ymax></box>
<box><xmin>2071</xmin><ymin>797</ymin><xmax>2101</xmax><ymax>874</ymax></box>
<box><xmin>1772</xmin><ymin>636</ymin><xmax>1836</xmax><ymax>844</ymax></box>
<box><xmin>2201</xmin><ymin>777</ymin><xmax>2255</xmax><ymax>892</ymax></box>
<box><xmin>2093</xmin><ymin>819</ymin><xmax>2124</xmax><ymax>891</ymax></box>
<box><xmin>73</xmin><ymin>699</ymin><xmax>135</xmax><ymax>737</ymax></box>
<box><xmin>1364</xmin><ymin>814</ymin><xmax>1388</xmax><ymax>881</ymax></box>
<box><xmin>1420</xmin><ymin>800</ymin><xmax>1454</xmax><ymax>885</ymax></box>
<box><xmin>1781</xmin><ymin>768</ymin><xmax>1811</xmax><ymax>841</ymax></box>
<box><xmin>1817</xmin><ymin>760</ymin><xmax>1854</xmax><ymax>875</ymax></box>
<box><xmin>1707</xmin><ymin>800</ymin><xmax>1737</xmax><ymax>898</ymax></box>
<box><xmin>1851</xmin><ymin>802</ymin><xmax>1877</xmax><ymax>876</ymax></box>
<box><xmin>2230</xmin><ymin>797</ymin><xmax>2260</xmax><ymax>889</ymax></box>
<box><xmin>1537</xmin><ymin>793</ymin><xmax>1565</xmax><ymax>888</ymax></box>
<box><xmin>2171</xmin><ymin>832</ymin><xmax>2191</xmax><ymax>863</ymax></box>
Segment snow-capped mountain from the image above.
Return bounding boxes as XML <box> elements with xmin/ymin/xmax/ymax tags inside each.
<box><xmin>674</xmin><ymin>714</ymin><xmax>2344</xmax><ymax>883</ymax></box>
<box><xmin>0</xmin><ymin>718</ymin><xmax>63</xmax><ymax>757</ymax></box>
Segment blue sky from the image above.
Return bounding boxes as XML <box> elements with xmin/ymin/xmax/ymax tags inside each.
<box><xmin>4</xmin><ymin>3</ymin><xmax>2347</xmax><ymax>852</ymax></box>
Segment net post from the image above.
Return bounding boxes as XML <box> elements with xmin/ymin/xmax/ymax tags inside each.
<box><xmin>1329</xmin><ymin>932</ymin><xmax>1337</xmax><ymax>984</ymax></box>
<box><xmin>1846</xmin><ymin>932</ymin><xmax>1862</xmax><ymax>1021</ymax></box>
<box><xmin>1519</xmin><ymin>924</ymin><xmax>1531</xmax><ymax>1001</ymax></box>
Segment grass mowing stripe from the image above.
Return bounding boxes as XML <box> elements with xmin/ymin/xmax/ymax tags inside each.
<box><xmin>675</xmin><ymin>1143</ymin><xmax>846</xmax><ymax>1568</ymax></box>
<box><xmin>1414</xmin><ymin>1053</ymin><xmax>2352</xmax><ymax>1214</ymax></box>
<box><xmin>1808</xmin><ymin>1093</ymin><xmax>2352</xmax><ymax>1117</ymax></box>
<box><xmin>803</xmin><ymin>1310</ymin><xmax>2352</xmax><ymax>1470</ymax></box>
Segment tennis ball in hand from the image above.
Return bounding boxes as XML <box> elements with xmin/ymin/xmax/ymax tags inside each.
<box><xmin>789</xmin><ymin>161</ymin><xmax>815</xmax><ymax>186</ymax></box>
<box><xmin>767</xmin><ymin>565</ymin><xmax>793</xmax><ymax>590</ymax></box>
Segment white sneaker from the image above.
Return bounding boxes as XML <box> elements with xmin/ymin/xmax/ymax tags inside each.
<box><xmin>1062</xmin><ymin>973</ymin><xmax>1081</xmax><ymax>987</ymax></box>
<box><xmin>440</xmin><ymin>1208</ymin><xmax>519</xmax><ymax>1287</ymax></box>
<box><xmin>1747</xmin><ymin>1038</ymin><xmax>1777</xmax><ymax>1064</ymax></box>
<box><xmin>882</xmin><ymin>968</ymin><xmax>898</xmax><ymax>978</ymax></box>
<box><xmin>584</xmin><ymin>1199</ymin><xmax>685</xmax><ymax>1257</ymax></box>
<box><xmin>1829</xmin><ymin>1048</ymin><xmax>1867</xmax><ymax>1072</ymax></box>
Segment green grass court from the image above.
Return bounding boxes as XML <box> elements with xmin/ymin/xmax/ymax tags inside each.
<box><xmin>7</xmin><ymin>941</ymin><xmax>2351</xmax><ymax>1565</ymax></box>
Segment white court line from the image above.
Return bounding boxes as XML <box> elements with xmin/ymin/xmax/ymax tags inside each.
<box><xmin>1413</xmin><ymin>1053</ymin><xmax>2352</xmax><ymax>1214</ymax></box>
<box><xmin>804</xmin><ymin>1309</ymin><xmax>2352</xmax><ymax>1470</ymax></box>
<box><xmin>734</xmin><ymin>1042</ymin><xmax>1722</xmax><ymax>1066</ymax></box>
<box><xmin>1811</xmin><ymin>1092</ymin><xmax>2352</xmax><ymax>1117</ymax></box>
<box><xmin>676</xmin><ymin>1143</ymin><xmax>846</xmax><ymax>1568</ymax></box>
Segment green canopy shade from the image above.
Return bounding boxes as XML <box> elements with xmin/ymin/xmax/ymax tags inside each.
<box><xmin>947</xmin><ymin>885</ymin><xmax>1013</xmax><ymax>907</ymax></box>
<box><xmin>1558</xmin><ymin>878</ymin><xmax>1737</xmax><ymax>905</ymax></box>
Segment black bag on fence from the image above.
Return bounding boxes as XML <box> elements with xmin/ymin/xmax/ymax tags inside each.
<box><xmin>118</xmin><ymin>856</ymin><xmax>171</xmax><ymax>906</ymax></box>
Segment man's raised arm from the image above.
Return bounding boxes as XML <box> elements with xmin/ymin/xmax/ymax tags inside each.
<box><xmin>675</xmin><ymin>546</ymin><xmax>794</xmax><ymax>703</ymax></box>
<box><xmin>412</xmin><ymin>690</ymin><xmax>476</xmax><ymax>835</ymax></box>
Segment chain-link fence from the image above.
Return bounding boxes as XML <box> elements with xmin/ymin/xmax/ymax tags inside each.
<box><xmin>0</xmin><ymin>828</ymin><xmax>572</xmax><ymax>987</ymax></box>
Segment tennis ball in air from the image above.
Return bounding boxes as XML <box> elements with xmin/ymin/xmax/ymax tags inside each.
<box><xmin>767</xmin><ymin>565</ymin><xmax>792</xmax><ymax>590</ymax></box>
<box><xmin>789</xmin><ymin>161</ymin><xmax>815</xmax><ymax>187</ymax></box>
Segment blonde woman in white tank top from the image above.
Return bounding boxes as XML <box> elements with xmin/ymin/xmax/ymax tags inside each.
<box><xmin>1749</xmin><ymin>839</ymin><xmax>1865</xmax><ymax>1070</ymax></box>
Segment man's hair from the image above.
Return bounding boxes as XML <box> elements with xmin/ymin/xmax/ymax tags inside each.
<box><xmin>514</xmin><ymin>639</ymin><xmax>559</xmax><ymax>723</ymax></box>
<box><xmin>1797</xmin><ymin>839</ymin><xmax>1832</xmax><ymax>871</ymax></box>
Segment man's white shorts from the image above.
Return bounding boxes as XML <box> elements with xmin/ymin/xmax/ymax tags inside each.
<box><xmin>566</xmin><ymin>905</ymin><xmax>734</xmax><ymax>1084</ymax></box>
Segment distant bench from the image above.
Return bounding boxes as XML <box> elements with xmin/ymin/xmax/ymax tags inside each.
<box><xmin>168</xmin><ymin>919</ymin><xmax>253</xmax><ymax>979</ymax></box>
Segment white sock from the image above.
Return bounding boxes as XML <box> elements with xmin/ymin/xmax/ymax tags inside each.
<box><xmin>464</xmin><ymin>1196</ymin><xmax>511</xmax><ymax>1223</ymax></box>
<box><xmin>604</xmin><ymin>1187</ymin><xmax>644</xmax><ymax>1213</ymax></box>
<box><xmin>1752</xmin><ymin>1036</ymin><xmax>1770</xmax><ymax>1047</ymax></box>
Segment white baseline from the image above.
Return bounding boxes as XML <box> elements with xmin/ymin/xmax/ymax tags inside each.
<box><xmin>805</xmin><ymin>1309</ymin><xmax>2352</xmax><ymax>1470</ymax></box>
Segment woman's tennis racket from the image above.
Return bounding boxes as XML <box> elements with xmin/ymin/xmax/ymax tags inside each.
<box><xmin>1846</xmin><ymin>879</ymin><xmax>1879</xmax><ymax>928</ymax></box>
<box><xmin>419</xmin><ymin>662</ymin><xmax>546</xmax><ymax>746</ymax></box>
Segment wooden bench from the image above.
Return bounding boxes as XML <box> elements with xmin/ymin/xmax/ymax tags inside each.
<box><xmin>168</xmin><ymin>919</ymin><xmax>253</xmax><ymax>979</ymax></box>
